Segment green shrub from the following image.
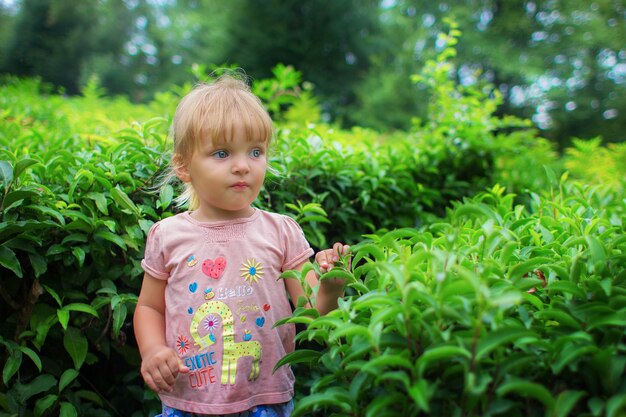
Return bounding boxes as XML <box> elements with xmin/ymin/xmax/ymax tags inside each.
<box><xmin>279</xmin><ymin>178</ymin><xmax>626</xmax><ymax>417</ymax></box>
<box><xmin>1</xmin><ymin>51</ymin><xmax>622</xmax><ymax>416</ymax></box>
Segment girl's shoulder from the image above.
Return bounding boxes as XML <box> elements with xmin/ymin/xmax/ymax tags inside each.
<box><xmin>255</xmin><ymin>210</ymin><xmax>307</xmax><ymax>240</ymax></box>
<box><xmin>148</xmin><ymin>212</ymin><xmax>190</xmax><ymax>233</ymax></box>
<box><xmin>256</xmin><ymin>209</ymin><xmax>299</xmax><ymax>227</ymax></box>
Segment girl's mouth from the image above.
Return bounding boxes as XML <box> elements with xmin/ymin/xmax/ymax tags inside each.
<box><xmin>231</xmin><ymin>181</ymin><xmax>249</xmax><ymax>190</ymax></box>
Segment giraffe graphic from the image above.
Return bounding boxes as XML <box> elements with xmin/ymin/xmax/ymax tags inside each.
<box><xmin>190</xmin><ymin>300</ymin><xmax>262</xmax><ymax>385</ymax></box>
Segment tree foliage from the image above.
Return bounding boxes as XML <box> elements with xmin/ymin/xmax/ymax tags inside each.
<box><xmin>1</xmin><ymin>1</ymin><xmax>624</xmax><ymax>144</ymax></box>
<box><xmin>358</xmin><ymin>0</ymin><xmax>626</xmax><ymax>146</ymax></box>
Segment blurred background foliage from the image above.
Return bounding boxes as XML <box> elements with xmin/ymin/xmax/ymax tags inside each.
<box><xmin>0</xmin><ymin>0</ymin><xmax>625</xmax><ymax>149</ymax></box>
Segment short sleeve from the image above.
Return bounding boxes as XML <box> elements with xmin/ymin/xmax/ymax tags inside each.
<box><xmin>281</xmin><ymin>215</ymin><xmax>315</xmax><ymax>271</ymax></box>
<box><xmin>141</xmin><ymin>222</ymin><xmax>169</xmax><ymax>280</ymax></box>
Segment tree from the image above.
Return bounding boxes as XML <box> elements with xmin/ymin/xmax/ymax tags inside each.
<box><xmin>217</xmin><ymin>0</ymin><xmax>382</xmax><ymax>123</ymax></box>
<box><xmin>1</xmin><ymin>0</ymin><xmax>100</xmax><ymax>94</ymax></box>
<box><xmin>353</xmin><ymin>0</ymin><xmax>626</xmax><ymax>146</ymax></box>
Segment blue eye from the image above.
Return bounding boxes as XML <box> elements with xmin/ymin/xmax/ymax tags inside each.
<box><xmin>213</xmin><ymin>150</ymin><xmax>228</xmax><ymax>159</ymax></box>
<box><xmin>250</xmin><ymin>149</ymin><xmax>262</xmax><ymax>158</ymax></box>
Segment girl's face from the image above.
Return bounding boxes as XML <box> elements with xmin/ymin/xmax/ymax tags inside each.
<box><xmin>176</xmin><ymin>123</ymin><xmax>267</xmax><ymax>221</ymax></box>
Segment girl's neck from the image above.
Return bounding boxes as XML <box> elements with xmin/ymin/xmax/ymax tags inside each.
<box><xmin>189</xmin><ymin>205</ymin><xmax>256</xmax><ymax>223</ymax></box>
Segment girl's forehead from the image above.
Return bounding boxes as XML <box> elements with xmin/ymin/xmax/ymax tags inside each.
<box><xmin>199</xmin><ymin>120</ymin><xmax>269</xmax><ymax>146</ymax></box>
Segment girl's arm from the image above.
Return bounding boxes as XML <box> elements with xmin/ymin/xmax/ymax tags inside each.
<box><xmin>285</xmin><ymin>242</ymin><xmax>350</xmax><ymax>315</ymax></box>
<box><xmin>134</xmin><ymin>273</ymin><xmax>188</xmax><ymax>393</ymax></box>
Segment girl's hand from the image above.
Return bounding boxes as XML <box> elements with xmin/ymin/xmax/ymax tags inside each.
<box><xmin>140</xmin><ymin>344</ymin><xmax>189</xmax><ymax>393</ymax></box>
<box><xmin>316</xmin><ymin>242</ymin><xmax>351</xmax><ymax>273</ymax></box>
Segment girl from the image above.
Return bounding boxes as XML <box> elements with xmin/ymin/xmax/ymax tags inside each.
<box><xmin>134</xmin><ymin>74</ymin><xmax>349</xmax><ymax>417</ymax></box>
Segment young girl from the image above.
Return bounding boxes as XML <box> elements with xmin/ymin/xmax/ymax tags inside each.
<box><xmin>134</xmin><ymin>74</ymin><xmax>349</xmax><ymax>417</ymax></box>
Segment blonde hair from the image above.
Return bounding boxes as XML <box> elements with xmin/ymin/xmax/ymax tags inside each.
<box><xmin>167</xmin><ymin>73</ymin><xmax>274</xmax><ymax>210</ymax></box>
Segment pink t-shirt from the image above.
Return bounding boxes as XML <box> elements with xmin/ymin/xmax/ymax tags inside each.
<box><xmin>141</xmin><ymin>209</ymin><xmax>314</xmax><ymax>415</ymax></box>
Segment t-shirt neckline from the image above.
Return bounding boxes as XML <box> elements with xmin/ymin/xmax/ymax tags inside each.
<box><xmin>181</xmin><ymin>208</ymin><xmax>261</xmax><ymax>228</ymax></box>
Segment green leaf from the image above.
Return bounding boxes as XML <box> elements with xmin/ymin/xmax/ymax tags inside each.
<box><xmin>360</xmin><ymin>355</ymin><xmax>414</xmax><ymax>374</ymax></box>
<box><xmin>366</xmin><ymin>393</ymin><xmax>404</xmax><ymax>417</ymax></box>
<box><xmin>94</xmin><ymin>230</ymin><xmax>127</xmax><ymax>250</ymax></box>
<box><xmin>57</xmin><ymin>309</ymin><xmax>70</xmax><ymax>330</ymax></box>
<box><xmin>606</xmin><ymin>393</ymin><xmax>626</xmax><ymax>417</ymax></box>
<box><xmin>300</xmin><ymin>214</ymin><xmax>331</xmax><ymax>224</ymax></box>
<box><xmin>548</xmin><ymin>281</ymin><xmax>586</xmax><ymax>299</ymax></box>
<box><xmin>109</xmin><ymin>187</ymin><xmax>140</xmax><ymax>216</ymax></box>
<box><xmin>475</xmin><ymin>328</ymin><xmax>535</xmax><ymax>361</ymax></box>
<box><xmin>112</xmin><ymin>303</ymin><xmax>127</xmax><ymax>338</ymax></box>
<box><xmin>72</xmin><ymin>246</ymin><xmax>86</xmax><ymax>267</ymax></box>
<box><xmin>588</xmin><ymin>397</ymin><xmax>604</xmax><ymax>416</ymax></box>
<box><xmin>34</xmin><ymin>394</ymin><xmax>58</xmax><ymax>417</ymax></box>
<box><xmin>497</xmin><ymin>379</ymin><xmax>555</xmax><ymax>409</ymax></box>
<box><xmin>509</xmin><ymin>257</ymin><xmax>551</xmax><ymax>280</ymax></box>
<box><xmin>416</xmin><ymin>345</ymin><xmax>471</xmax><ymax>375</ymax></box>
<box><xmin>2</xmin><ymin>349</ymin><xmax>22</xmax><ymax>384</ymax></box>
<box><xmin>13</xmin><ymin>374</ymin><xmax>57</xmax><ymax>404</ymax></box>
<box><xmin>535</xmin><ymin>309</ymin><xmax>581</xmax><ymax>329</ymax></box>
<box><xmin>59</xmin><ymin>369</ymin><xmax>79</xmax><ymax>393</ymax></box>
<box><xmin>59</xmin><ymin>401</ymin><xmax>78</xmax><ymax>417</ymax></box>
<box><xmin>0</xmin><ymin>245</ymin><xmax>22</xmax><ymax>278</ymax></box>
<box><xmin>87</xmin><ymin>192</ymin><xmax>108</xmax><ymax>215</ymax></box>
<box><xmin>14</xmin><ymin>158</ymin><xmax>39</xmax><ymax>179</ymax></box>
<box><xmin>3</xmin><ymin>190</ymin><xmax>38</xmax><ymax>207</ymax></box>
<box><xmin>63</xmin><ymin>327</ymin><xmax>88</xmax><ymax>369</ymax></box>
<box><xmin>273</xmin><ymin>349</ymin><xmax>321</xmax><ymax>373</ymax></box>
<box><xmin>551</xmin><ymin>390</ymin><xmax>584</xmax><ymax>417</ymax></box>
<box><xmin>43</xmin><ymin>284</ymin><xmax>62</xmax><ymax>307</ymax></box>
<box><xmin>20</xmin><ymin>346</ymin><xmax>42</xmax><ymax>372</ymax></box>
<box><xmin>291</xmin><ymin>390</ymin><xmax>352</xmax><ymax>417</ymax></box>
<box><xmin>159</xmin><ymin>184</ymin><xmax>174</xmax><ymax>209</ymax></box>
<box><xmin>409</xmin><ymin>379</ymin><xmax>431</xmax><ymax>412</ymax></box>
<box><xmin>75</xmin><ymin>389</ymin><xmax>104</xmax><ymax>405</ymax></box>
<box><xmin>587</xmin><ymin>310</ymin><xmax>626</xmax><ymax>330</ymax></box>
<box><xmin>28</xmin><ymin>252</ymin><xmax>48</xmax><ymax>278</ymax></box>
<box><xmin>353</xmin><ymin>243</ymin><xmax>385</xmax><ymax>264</ymax></box>
<box><xmin>586</xmin><ymin>235</ymin><xmax>606</xmax><ymax>269</ymax></box>
<box><xmin>551</xmin><ymin>344</ymin><xmax>597</xmax><ymax>374</ymax></box>
<box><xmin>63</xmin><ymin>303</ymin><xmax>99</xmax><ymax>318</ymax></box>
<box><xmin>0</xmin><ymin>160</ymin><xmax>13</xmax><ymax>189</ymax></box>
<box><xmin>543</xmin><ymin>165</ymin><xmax>558</xmax><ymax>188</ymax></box>
<box><xmin>319</xmin><ymin>268</ymin><xmax>353</xmax><ymax>282</ymax></box>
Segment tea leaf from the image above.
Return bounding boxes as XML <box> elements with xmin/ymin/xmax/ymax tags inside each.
<box><xmin>20</xmin><ymin>346</ymin><xmax>42</xmax><ymax>372</ymax></box>
<box><xmin>63</xmin><ymin>327</ymin><xmax>88</xmax><ymax>370</ymax></box>
<box><xmin>497</xmin><ymin>379</ymin><xmax>555</xmax><ymax>409</ymax></box>
<box><xmin>0</xmin><ymin>245</ymin><xmax>22</xmax><ymax>278</ymax></box>
<box><xmin>58</xmin><ymin>369</ymin><xmax>79</xmax><ymax>393</ymax></box>
<box><xmin>59</xmin><ymin>401</ymin><xmax>78</xmax><ymax>417</ymax></box>
<box><xmin>417</xmin><ymin>345</ymin><xmax>471</xmax><ymax>375</ymax></box>
<box><xmin>0</xmin><ymin>160</ymin><xmax>13</xmax><ymax>189</ymax></box>
<box><xmin>2</xmin><ymin>349</ymin><xmax>22</xmax><ymax>384</ymax></box>
<box><xmin>475</xmin><ymin>328</ymin><xmax>535</xmax><ymax>361</ymax></box>
<box><xmin>273</xmin><ymin>349</ymin><xmax>321</xmax><ymax>373</ymax></box>
<box><xmin>34</xmin><ymin>394</ymin><xmax>58</xmax><ymax>417</ymax></box>
<box><xmin>14</xmin><ymin>158</ymin><xmax>39</xmax><ymax>179</ymax></box>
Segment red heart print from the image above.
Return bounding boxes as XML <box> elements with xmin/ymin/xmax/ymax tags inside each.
<box><xmin>263</xmin><ymin>304</ymin><xmax>270</xmax><ymax>311</ymax></box>
<box><xmin>202</xmin><ymin>257</ymin><xmax>226</xmax><ymax>279</ymax></box>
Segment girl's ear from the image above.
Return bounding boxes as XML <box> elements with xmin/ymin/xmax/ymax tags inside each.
<box><xmin>172</xmin><ymin>153</ymin><xmax>191</xmax><ymax>183</ymax></box>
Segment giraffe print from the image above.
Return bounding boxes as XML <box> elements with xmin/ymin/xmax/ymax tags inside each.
<box><xmin>190</xmin><ymin>300</ymin><xmax>262</xmax><ymax>385</ymax></box>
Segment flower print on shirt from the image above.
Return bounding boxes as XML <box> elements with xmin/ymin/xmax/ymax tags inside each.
<box><xmin>203</xmin><ymin>314</ymin><xmax>220</xmax><ymax>333</ymax></box>
<box><xmin>176</xmin><ymin>335</ymin><xmax>190</xmax><ymax>355</ymax></box>
<box><xmin>241</xmin><ymin>258</ymin><xmax>264</xmax><ymax>284</ymax></box>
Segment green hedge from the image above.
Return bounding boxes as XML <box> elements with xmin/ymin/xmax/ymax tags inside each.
<box><xmin>280</xmin><ymin>178</ymin><xmax>626</xmax><ymax>417</ymax></box>
<box><xmin>1</xmin><ymin>56</ymin><xmax>624</xmax><ymax>416</ymax></box>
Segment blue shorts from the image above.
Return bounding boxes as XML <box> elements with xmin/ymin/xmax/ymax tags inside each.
<box><xmin>158</xmin><ymin>400</ymin><xmax>294</xmax><ymax>417</ymax></box>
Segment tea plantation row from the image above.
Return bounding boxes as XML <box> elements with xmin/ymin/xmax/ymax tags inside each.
<box><xmin>1</xmin><ymin>64</ymin><xmax>625</xmax><ymax>417</ymax></box>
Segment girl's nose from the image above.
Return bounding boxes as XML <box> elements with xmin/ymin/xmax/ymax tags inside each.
<box><xmin>231</xmin><ymin>155</ymin><xmax>250</xmax><ymax>174</ymax></box>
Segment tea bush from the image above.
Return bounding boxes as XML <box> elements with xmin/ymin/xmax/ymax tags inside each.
<box><xmin>1</xmin><ymin>48</ymin><xmax>624</xmax><ymax>416</ymax></box>
<box><xmin>0</xmin><ymin>65</ymin><xmax>534</xmax><ymax>416</ymax></box>
<box><xmin>280</xmin><ymin>178</ymin><xmax>626</xmax><ymax>417</ymax></box>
